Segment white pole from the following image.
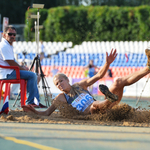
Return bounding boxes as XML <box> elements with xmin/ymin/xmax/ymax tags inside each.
<box><xmin>35</xmin><ymin>21</ymin><xmax>37</xmax><ymax>43</ymax></box>
<box><xmin>37</xmin><ymin>9</ymin><xmax>40</xmax><ymax>55</ymax></box>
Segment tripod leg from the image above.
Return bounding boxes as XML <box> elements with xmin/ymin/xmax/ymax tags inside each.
<box><xmin>12</xmin><ymin>90</ymin><xmax>20</xmax><ymax>107</ymax></box>
<box><xmin>41</xmin><ymin>77</ymin><xmax>51</xmax><ymax>107</ymax></box>
<box><xmin>29</xmin><ymin>55</ymin><xmax>38</xmax><ymax>71</ymax></box>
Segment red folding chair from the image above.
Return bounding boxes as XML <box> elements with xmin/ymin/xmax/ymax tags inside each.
<box><xmin>0</xmin><ymin>65</ymin><xmax>27</xmax><ymax>106</ymax></box>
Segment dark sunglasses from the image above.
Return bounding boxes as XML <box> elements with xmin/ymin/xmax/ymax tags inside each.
<box><xmin>7</xmin><ymin>33</ymin><xmax>16</xmax><ymax>36</ymax></box>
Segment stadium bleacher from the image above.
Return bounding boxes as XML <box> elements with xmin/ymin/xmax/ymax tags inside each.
<box><xmin>13</xmin><ymin>41</ymin><xmax>149</xmax><ymax>78</ymax></box>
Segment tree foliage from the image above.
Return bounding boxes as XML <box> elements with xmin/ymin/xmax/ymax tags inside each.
<box><xmin>0</xmin><ymin>0</ymin><xmax>150</xmax><ymax>24</ymax></box>
<box><xmin>24</xmin><ymin>5</ymin><xmax>150</xmax><ymax>44</ymax></box>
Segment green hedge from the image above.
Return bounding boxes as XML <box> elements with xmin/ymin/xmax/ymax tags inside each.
<box><xmin>24</xmin><ymin>5</ymin><xmax>150</xmax><ymax>44</ymax></box>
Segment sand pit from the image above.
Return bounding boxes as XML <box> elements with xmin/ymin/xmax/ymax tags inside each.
<box><xmin>0</xmin><ymin>103</ymin><xmax>150</xmax><ymax>127</ymax></box>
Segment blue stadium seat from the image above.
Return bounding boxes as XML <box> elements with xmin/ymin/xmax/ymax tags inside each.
<box><xmin>29</xmin><ymin>53</ymin><xmax>36</xmax><ymax>60</ymax></box>
<box><xmin>17</xmin><ymin>53</ymin><xmax>24</xmax><ymax>59</ymax></box>
<box><xmin>41</xmin><ymin>58</ymin><xmax>49</xmax><ymax>66</ymax></box>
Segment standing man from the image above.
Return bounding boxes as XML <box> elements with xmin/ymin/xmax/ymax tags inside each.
<box><xmin>0</xmin><ymin>25</ymin><xmax>46</xmax><ymax>108</ymax></box>
<box><xmin>84</xmin><ymin>59</ymin><xmax>99</xmax><ymax>93</ymax></box>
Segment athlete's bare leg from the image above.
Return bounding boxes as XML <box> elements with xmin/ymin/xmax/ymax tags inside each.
<box><xmin>91</xmin><ymin>49</ymin><xmax>150</xmax><ymax>114</ymax></box>
<box><xmin>109</xmin><ymin>66</ymin><xmax>150</xmax><ymax>107</ymax></box>
<box><xmin>90</xmin><ymin>66</ymin><xmax>150</xmax><ymax>114</ymax></box>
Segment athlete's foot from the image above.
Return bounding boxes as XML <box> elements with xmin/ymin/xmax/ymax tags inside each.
<box><xmin>99</xmin><ymin>84</ymin><xmax>118</xmax><ymax>102</ymax></box>
<box><xmin>145</xmin><ymin>49</ymin><xmax>150</xmax><ymax>68</ymax></box>
<box><xmin>22</xmin><ymin>105</ymin><xmax>37</xmax><ymax>113</ymax></box>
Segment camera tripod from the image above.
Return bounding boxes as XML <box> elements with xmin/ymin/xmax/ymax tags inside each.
<box><xmin>30</xmin><ymin>54</ymin><xmax>52</xmax><ymax>106</ymax></box>
<box><xmin>13</xmin><ymin>53</ymin><xmax>53</xmax><ymax>107</ymax></box>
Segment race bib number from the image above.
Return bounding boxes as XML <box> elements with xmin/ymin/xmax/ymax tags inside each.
<box><xmin>71</xmin><ymin>93</ymin><xmax>94</xmax><ymax>112</ymax></box>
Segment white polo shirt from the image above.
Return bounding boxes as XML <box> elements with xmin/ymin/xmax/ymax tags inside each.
<box><xmin>0</xmin><ymin>38</ymin><xmax>14</xmax><ymax>79</ymax></box>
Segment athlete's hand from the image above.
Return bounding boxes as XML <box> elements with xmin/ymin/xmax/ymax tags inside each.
<box><xmin>106</xmin><ymin>49</ymin><xmax>117</xmax><ymax>64</ymax></box>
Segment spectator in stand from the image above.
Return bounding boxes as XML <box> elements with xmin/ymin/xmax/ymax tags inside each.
<box><xmin>84</xmin><ymin>60</ymin><xmax>99</xmax><ymax>93</ymax></box>
<box><xmin>41</xmin><ymin>41</ymin><xmax>44</xmax><ymax>53</ymax></box>
<box><xmin>40</xmin><ymin>52</ymin><xmax>45</xmax><ymax>61</ymax></box>
<box><xmin>51</xmin><ymin>65</ymin><xmax>60</xmax><ymax>77</ymax></box>
<box><xmin>104</xmin><ymin>69</ymin><xmax>112</xmax><ymax>78</ymax></box>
